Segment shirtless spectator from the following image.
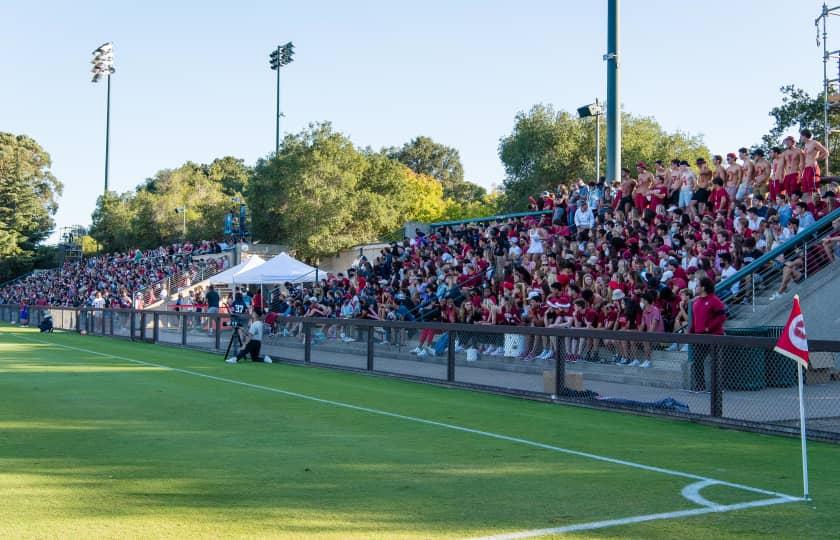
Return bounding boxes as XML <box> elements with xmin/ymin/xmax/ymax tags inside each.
<box><xmin>800</xmin><ymin>128</ymin><xmax>829</xmax><ymax>198</ymax></box>
<box><xmin>635</xmin><ymin>162</ymin><xmax>654</xmax><ymax>212</ymax></box>
<box><xmin>752</xmin><ymin>149</ymin><xmax>771</xmax><ymax>196</ymax></box>
<box><xmin>667</xmin><ymin>159</ymin><xmax>683</xmax><ymax>208</ymax></box>
<box><xmin>619</xmin><ymin>168</ymin><xmax>635</xmax><ymax>215</ymax></box>
<box><xmin>781</xmin><ymin>135</ymin><xmax>803</xmax><ymax>196</ymax></box>
<box><xmin>692</xmin><ymin>157</ymin><xmax>713</xmax><ymax>216</ymax></box>
<box><xmin>737</xmin><ymin>147</ymin><xmax>754</xmax><ymax>201</ymax></box>
<box><xmin>725</xmin><ymin>153</ymin><xmax>742</xmax><ymax>201</ymax></box>
<box><xmin>768</xmin><ymin>147</ymin><xmax>784</xmax><ymax>202</ymax></box>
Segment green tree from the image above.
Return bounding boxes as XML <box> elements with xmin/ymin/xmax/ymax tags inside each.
<box><xmin>498</xmin><ymin>104</ymin><xmax>710</xmax><ymax>211</ymax></box>
<box><xmin>387</xmin><ymin>136</ymin><xmax>485</xmax><ymax>202</ymax></box>
<box><xmin>758</xmin><ymin>85</ymin><xmax>840</xmax><ymax>172</ymax></box>
<box><xmin>248</xmin><ymin>123</ymin><xmax>453</xmax><ymax>260</ymax></box>
<box><xmin>0</xmin><ymin>133</ymin><xmax>62</xmax><ymax>280</ymax></box>
<box><xmin>0</xmin><ymin>133</ymin><xmax>63</xmax><ymax>256</ymax></box>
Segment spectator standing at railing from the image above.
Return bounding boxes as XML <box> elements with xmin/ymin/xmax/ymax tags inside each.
<box><xmin>688</xmin><ymin>277</ymin><xmax>727</xmax><ymax>392</ymax></box>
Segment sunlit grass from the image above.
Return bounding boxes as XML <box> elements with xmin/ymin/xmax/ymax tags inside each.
<box><xmin>0</xmin><ymin>323</ymin><xmax>837</xmax><ymax>539</ymax></box>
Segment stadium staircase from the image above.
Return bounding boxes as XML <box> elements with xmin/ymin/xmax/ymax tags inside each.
<box><xmin>717</xmin><ymin>206</ymin><xmax>840</xmax><ymax>339</ymax></box>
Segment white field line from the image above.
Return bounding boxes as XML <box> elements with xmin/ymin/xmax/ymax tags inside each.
<box><xmin>3</xmin><ymin>330</ymin><xmax>804</xmax><ymax>508</ymax></box>
<box><xmin>469</xmin><ymin>496</ymin><xmax>794</xmax><ymax>540</ymax></box>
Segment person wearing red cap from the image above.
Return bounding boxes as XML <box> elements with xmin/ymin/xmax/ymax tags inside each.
<box><xmin>724</xmin><ymin>153</ymin><xmax>742</xmax><ymax>201</ymax></box>
<box><xmin>781</xmin><ymin>136</ymin><xmax>803</xmax><ymax>196</ymax></box>
<box><xmin>800</xmin><ymin>128</ymin><xmax>829</xmax><ymax>197</ymax></box>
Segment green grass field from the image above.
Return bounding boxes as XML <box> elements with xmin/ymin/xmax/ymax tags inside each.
<box><xmin>0</xmin><ymin>323</ymin><xmax>837</xmax><ymax>539</ymax></box>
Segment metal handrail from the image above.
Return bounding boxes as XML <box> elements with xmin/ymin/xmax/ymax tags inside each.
<box><xmin>716</xmin><ymin>206</ymin><xmax>840</xmax><ymax>304</ymax></box>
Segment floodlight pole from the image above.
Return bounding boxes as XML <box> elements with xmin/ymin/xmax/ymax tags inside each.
<box><xmin>104</xmin><ymin>73</ymin><xmax>112</xmax><ymax>194</ymax></box>
<box><xmin>605</xmin><ymin>0</ymin><xmax>621</xmax><ymax>185</ymax></box>
<box><xmin>275</xmin><ymin>45</ymin><xmax>281</xmax><ymax>156</ymax></box>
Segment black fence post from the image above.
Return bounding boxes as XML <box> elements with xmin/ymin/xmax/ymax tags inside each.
<box><xmin>554</xmin><ymin>334</ymin><xmax>566</xmax><ymax>397</ymax></box>
<box><xmin>304</xmin><ymin>324</ymin><xmax>312</xmax><ymax>364</ymax></box>
<box><xmin>140</xmin><ymin>312</ymin><xmax>146</xmax><ymax>341</ymax></box>
<box><xmin>109</xmin><ymin>311</ymin><xmax>114</xmax><ymax>336</ymax></box>
<box><xmin>214</xmin><ymin>314</ymin><xmax>221</xmax><ymax>350</ymax></box>
<box><xmin>153</xmin><ymin>313</ymin><xmax>159</xmax><ymax>343</ymax></box>
<box><xmin>181</xmin><ymin>313</ymin><xmax>187</xmax><ymax>346</ymax></box>
<box><xmin>711</xmin><ymin>345</ymin><xmax>723</xmax><ymax>417</ymax></box>
<box><xmin>130</xmin><ymin>310</ymin><xmax>136</xmax><ymax>340</ymax></box>
<box><xmin>367</xmin><ymin>326</ymin><xmax>374</xmax><ymax>371</ymax></box>
<box><xmin>447</xmin><ymin>331</ymin><xmax>455</xmax><ymax>382</ymax></box>
<box><xmin>100</xmin><ymin>310</ymin><xmax>106</xmax><ymax>334</ymax></box>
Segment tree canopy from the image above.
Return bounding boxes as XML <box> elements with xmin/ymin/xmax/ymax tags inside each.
<box><xmin>387</xmin><ymin>136</ymin><xmax>486</xmax><ymax>202</ymax></box>
<box><xmin>498</xmin><ymin>104</ymin><xmax>710</xmax><ymax>210</ymax></box>
<box><xmin>757</xmin><ymin>85</ymin><xmax>840</xmax><ymax>172</ymax></box>
<box><xmin>0</xmin><ymin>133</ymin><xmax>63</xmax><ymax>279</ymax></box>
<box><xmin>248</xmin><ymin>123</ymin><xmax>456</xmax><ymax>260</ymax></box>
<box><xmin>88</xmin><ymin>157</ymin><xmax>251</xmax><ymax>252</ymax></box>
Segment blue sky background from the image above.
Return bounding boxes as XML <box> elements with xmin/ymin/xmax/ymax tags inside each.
<box><xmin>0</xmin><ymin>1</ymin><xmax>827</xmax><ymax>241</ymax></box>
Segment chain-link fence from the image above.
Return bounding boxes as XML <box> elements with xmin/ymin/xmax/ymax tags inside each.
<box><xmin>3</xmin><ymin>305</ymin><xmax>839</xmax><ymax>441</ymax></box>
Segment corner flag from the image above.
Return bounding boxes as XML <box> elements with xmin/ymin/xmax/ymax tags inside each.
<box><xmin>773</xmin><ymin>295</ymin><xmax>809</xmax><ymax>369</ymax></box>
<box><xmin>773</xmin><ymin>294</ymin><xmax>811</xmax><ymax>500</ymax></box>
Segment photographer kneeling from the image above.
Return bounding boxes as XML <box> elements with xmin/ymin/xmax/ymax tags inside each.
<box><xmin>226</xmin><ymin>311</ymin><xmax>273</xmax><ymax>364</ymax></box>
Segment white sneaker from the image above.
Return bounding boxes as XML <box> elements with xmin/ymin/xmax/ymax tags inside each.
<box><xmin>640</xmin><ymin>360</ymin><xmax>651</xmax><ymax>368</ymax></box>
<box><xmin>628</xmin><ymin>359</ymin><xmax>641</xmax><ymax>367</ymax></box>
<box><xmin>225</xmin><ymin>357</ymin><xmax>237</xmax><ymax>364</ymax></box>
<box><xmin>263</xmin><ymin>356</ymin><xmax>273</xmax><ymax>364</ymax></box>
<box><xmin>768</xmin><ymin>292</ymin><xmax>781</xmax><ymax>301</ymax></box>
<box><xmin>542</xmin><ymin>350</ymin><xmax>554</xmax><ymax>360</ymax></box>
<box><xmin>490</xmin><ymin>347</ymin><xmax>503</xmax><ymax>356</ymax></box>
<box><xmin>410</xmin><ymin>347</ymin><xmax>422</xmax><ymax>354</ymax></box>
<box><xmin>417</xmin><ymin>349</ymin><xmax>428</xmax><ymax>357</ymax></box>
<box><xmin>680</xmin><ymin>344</ymin><xmax>689</xmax><ymax>352</ymax></box>
<box><xmin>454</xmin><ymin>344</ymin><xmax>465</xmax><ymax>353</ymax></box>
<box><xmin>425</xmin><ymin>346</ymin><xmax>436</xmax><ymax>356</ymax></box>
<box><xmin>667</xmin><ymin>343</ymin><xmax>679</xmax><ymax>352</ymax></box>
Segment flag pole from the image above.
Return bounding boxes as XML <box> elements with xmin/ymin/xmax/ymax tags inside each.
<box><xmin>797</xmin><ymin>362</ymin><xmax>810</xmax><ymax>500</ymax></box>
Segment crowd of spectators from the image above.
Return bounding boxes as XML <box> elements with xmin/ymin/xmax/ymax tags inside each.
<box><xmin>258</xmin><ymin>136</ymin><xmax>840</xmax><ymax>365</ymax></box>
<box><xmin>0</xmin><ymin>241</ymin><xmax>226</xmax><ymax>308</ymax></box>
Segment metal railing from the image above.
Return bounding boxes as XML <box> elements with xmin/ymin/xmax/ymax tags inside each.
<box><xmin>3</xmin><ymin>304</ymin><xmax>839</xmax><ymax>442</ymax></box>
<box><xmin>716</xmin><ymin>207</ymin><xmax>840</xmax><ymax>320</ymax></box>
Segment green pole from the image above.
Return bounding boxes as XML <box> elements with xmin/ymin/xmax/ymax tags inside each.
<box><xmin>606</xmin><ymin>0</ymin><xmax>620</xmax><ymax>184</ymax></box>
<box><xmin>104</xmin><ymin>73</ymin><xmax>112</xmax><ymax>194</ymax></box>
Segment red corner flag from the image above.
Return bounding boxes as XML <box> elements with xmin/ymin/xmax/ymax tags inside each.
<box><xmin>774</xmin><ymin>295</ymin><xmax>809</xmax><ymax>369</ymax></box>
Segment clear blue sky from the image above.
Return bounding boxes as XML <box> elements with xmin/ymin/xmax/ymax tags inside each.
<box><xmin>0</xmin><ymin>0</ymin><xmax>827</xmax><ymax>242</ymax></box>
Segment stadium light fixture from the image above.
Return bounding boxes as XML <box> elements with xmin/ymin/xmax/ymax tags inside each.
<box><xmin>269</xmin><ymin>41</ymin><xmax>295</xmax><ymax>155</ymax></box>
<box><xmin>578</xmin><ymin>99</ymin><xmax>604</xmax><ymax>181</ymax></box>
<box><xmin>91</xmin><ymin>42</ymin><xmax>115</xmax><ymax>194</ymax></box>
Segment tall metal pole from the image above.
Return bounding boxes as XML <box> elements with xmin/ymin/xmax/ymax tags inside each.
<box><xmin>104</xmin><ymin>73</ymin><xmax>112</xmax><ymax>194</ymax></box>
<box><xmin>606</xmin><ymin>0</ymin><xmax>621</xmax><ymax>184</ymax></box>
<box><xmin>595</xmin><ymin>98</ymin><xmax>601</xmax><ymax>181</ymax></box>
<box><xmin>823</xmin><ymin>4</ymin><xmax>830</xmax><ymax>176</ymax></box>
<box><xmin>275</xmin><ymin>46</ymin><xmax>281</xmax><ymax>156</ymax></box>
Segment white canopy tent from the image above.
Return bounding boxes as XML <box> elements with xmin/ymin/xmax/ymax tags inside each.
<box><xmin>208</xmin><ymin>255</ymin><xmax>265</xmax><ymax>285</ymax></box>
<box><xmin>234</xmin><ymin>252</ymin><xmax>318</xmax><ymax>284</ymax></box>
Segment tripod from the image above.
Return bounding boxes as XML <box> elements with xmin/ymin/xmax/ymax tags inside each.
<box><xmin>224</xmin><ymin>325</ymin><xmax>244</xmax><ymax>360</ymax></box>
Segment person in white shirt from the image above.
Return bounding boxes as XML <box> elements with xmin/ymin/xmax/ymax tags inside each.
<box><xmin>92</xmin><ymin>292</ymin><xmax>105</xmax><ymax>309</ymax></box>
<box><xmin>574</xmin><ymin>201</ymin><xmax>595</xmax><ymax>230</ymax></box>
<box><xmin>227</xmin><ymin>311</ymin><xmax>272</xmax><ymax>364</ymax></box>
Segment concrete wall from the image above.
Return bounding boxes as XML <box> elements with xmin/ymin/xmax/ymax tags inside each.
<box><xmin>319</xmin><ymin>243</ymin><xmax>391</xmax><ymax>275</ymax></box>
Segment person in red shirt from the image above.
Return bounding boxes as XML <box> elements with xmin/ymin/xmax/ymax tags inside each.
<box><xmin>708</xmin><ymin>177</ymin><xmax>730</xmax><ymax>213</ymax></box>
<box><xmin>688</xmin><ymin>277</ymin><xmax>727</xmax><ymax>391</ymax></box>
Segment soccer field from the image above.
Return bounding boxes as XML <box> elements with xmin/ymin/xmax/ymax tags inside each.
<box><xmin>0</xmin><ymin>324</ymin><xmax>836</xmax><ymax>539</ymax></box>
